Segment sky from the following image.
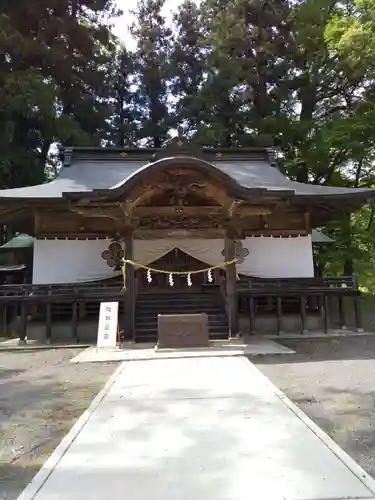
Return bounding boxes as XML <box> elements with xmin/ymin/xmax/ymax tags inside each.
<box><xmin>112</xmin><ymin>0</ymin><xmax>185</xmax><ymax>49</ymax></box>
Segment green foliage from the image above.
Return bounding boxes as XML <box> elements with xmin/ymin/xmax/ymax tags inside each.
<box><xmin>316</xmin><ymin>206</ymin><xmax>375</xmax><ymax>289</ymax></box>
<box><xmin>2</xmin><ymin>0</ymin><xmax>375</xmax><ymax>286</ymax></box>
<box><xmin>0</xmin><ymin>0</ymin><xmax>120</xmax><ymax>187</ymax></box>
<box><xmin>129</xmin><ymin>0</ymin><xmax>173</xmax><ymax>147</ymax></box>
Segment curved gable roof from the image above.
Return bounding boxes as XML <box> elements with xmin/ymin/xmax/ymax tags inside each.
<box><xmin>0</xmin><ymin>146</ymin><xmax>373</xmax><ymax>209</ymax></box>
<box><xmin>83</xmin><ymin>155</ymin><xmax>283</xmax><ymax>200</ymax></box>
<box><xmin>0</xmin><ymin>149</ymin><xmax>294</xmax><ymax>200</ymax></box>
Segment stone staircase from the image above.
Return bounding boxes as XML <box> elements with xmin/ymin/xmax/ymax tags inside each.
<box><xmin>134</xmin><ymin>291</ymin><xmax>228</xmax><ymax>343</ymax></box>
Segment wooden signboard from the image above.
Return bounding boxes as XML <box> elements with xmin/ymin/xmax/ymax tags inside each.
<box><xmin>97</xmin><ymin>302</ymin><xmax>119</xmax><ymax>349</ymax></box>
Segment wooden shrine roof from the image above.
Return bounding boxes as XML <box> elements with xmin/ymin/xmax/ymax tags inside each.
<box><xmin>0</xmin><ymin>141</ymin><xmax>373</xmax><ymax>226</ymax></box>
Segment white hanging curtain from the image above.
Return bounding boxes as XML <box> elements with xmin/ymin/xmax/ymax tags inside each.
<box><xmin>133</xmin><ymin>240</ymin><xmax>176</xmax><ymax>266</ymax></box>
<box><xmin>33</xmin><ymin>239</ymin><xmax>122</xmax><ymax>284</ymax></box>
<box><xmin>236</xmin><ymin>236</ymin><xmax>314</xmax><ymax>278</ymax></box>
<box><xmin>133</xmin><ymin>239</ymin><xmax>225</xmax><ymax>267</ymax></box>
<box><xmin>177</xmin><ymin>239</ymin><xmax>225</xmax><ymax>266</ymax></box>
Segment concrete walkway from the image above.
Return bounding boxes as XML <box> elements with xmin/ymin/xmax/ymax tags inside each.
<box><xmin>70</xmin><ymin>338</ymin><xmax>295</xmax><ymax>363</ymax></box>
<box><xmin>19</xmin><ymin>356</ymin><xmax>375</xmax><ymax>500</ymax></box>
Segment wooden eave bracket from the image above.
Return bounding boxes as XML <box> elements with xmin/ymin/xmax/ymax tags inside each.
<box><xmin>0</xmin><ymin>205</ymin><xmax>29</xmax><ymax>222</ymax></box>
<box><xmin>69</xmin><ymin>206</ymin><xmax>121</xmax><ymax>221</ymax></box>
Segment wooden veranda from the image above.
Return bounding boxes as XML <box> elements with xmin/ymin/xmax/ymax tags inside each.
<box><xmin>0</xmin><ymin>274</ymin><xmax>363</xmax><ymax>344</ymax></box>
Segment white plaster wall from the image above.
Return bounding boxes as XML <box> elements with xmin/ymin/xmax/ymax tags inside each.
<box><xmin>237</xmin><ymin>236</ymin><xmax>314</xmax><ymax>278</ymax></box>
<box><xmin>32</xmin><ymin>239</ymin><xmax>121</xmax><ymax>284</ymax></box>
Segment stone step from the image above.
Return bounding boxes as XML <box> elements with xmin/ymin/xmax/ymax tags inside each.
<box><xmin>135</xmin><ymin>314</ymin><xmax>228</xmax><ymax>326</ymax></box>
<box><xmin>135</xmin><ymin>326</ymin><xmax>229</xmax><ymax>343</ymax></box>
<box><xmin>134</xmin><ymin>291</ymin><xmax>228</xmax><ymax>343</ymax></box>
<box><xmin>135</xmin><ymin>314</ymin><xmax>228</xmax><ymax>323</ymax></box>
<box><xmin>136</xmin><ymin>297</ymin><xmax>221</xmax><ymax>304</ymax></box>
<box><xmin>136</xmin><ymin>322</ymin><xmax>228</xmax><ymax>331</ymax></box>
<box><xmin>135</xmin><ymin>306</ymin><xmax>227</xmax><ymax>314</ymax></box>
<box><xmin>136</xmin><ymin>307</ymin><xmax>223</xmax><ymax>316</ymax></box>
<box><xmin>137</xmin><ymin>292</ymin><xmax>221</xmax><ymax>298</ymax></box>
<box><xmin>135</xmin><ymin>311</ymin><xmax>228</xmax><ymax>319</ymax></box>
<box><xmin>136</xmin><ymin>297</ymin><xmax>221</xmax><ymax>306</ymax></box>
<box><xmin>135</xmin><ymin>317</ymin><xmax>228</xmax><ymax>326</ymax></box>
<box><xmin>137</xmin><ymin>293</ymin><xmax>219</xmax><ymax>298</ymax></box>
<box><xmin>135</xmin><ymin>320</ymin><xmax>228</xmax><ymax>332</ymax></box>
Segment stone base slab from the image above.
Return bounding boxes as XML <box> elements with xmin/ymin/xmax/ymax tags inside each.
<box><xmin>157</xmin><ymin>313</ymin><xmax>209</xmax><ymax>349</ymax></box>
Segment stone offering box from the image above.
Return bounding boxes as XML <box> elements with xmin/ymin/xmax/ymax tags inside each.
<box><xmin>157</xmin><ymin>313</ymin><xmax>209</xmax><ymax>349</ymax></box>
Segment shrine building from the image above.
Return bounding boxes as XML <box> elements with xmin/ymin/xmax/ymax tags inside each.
<box><xmin>0</xmin><ymin>138</ymin><xmax>373</xmax><ymax>343</ymax></box>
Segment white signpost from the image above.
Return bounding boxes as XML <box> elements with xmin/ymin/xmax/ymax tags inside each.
<box><xmin>97</xmin><ymin>302</ymin><xmax>119</xmax><ymax>349</ymax></box>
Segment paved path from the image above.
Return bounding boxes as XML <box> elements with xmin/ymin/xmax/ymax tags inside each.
<box><xmin>70</xmin><ymin>339</ymin><xmax>294</xmax><ymax>363</ymax></box>
<box><xmin>19</xmin><ymin>357</ymin><xmax>375</xmax><ymax>500</ymax></box>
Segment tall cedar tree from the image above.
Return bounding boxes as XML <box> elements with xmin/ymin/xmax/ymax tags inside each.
<box><xmin>106</xmin><ymin>47</ymin><xmax>137</xmax><ymax>147</ymax></box>
<box><xmin>199</xmin><ymin>0</ymin><xmax>296</xmax><ymax>148</ymax></box>
<box><xmin>0</xmin><ymin>0</ymin><xmax>118</xmax><ymax>187</ymax></box>
<box><xmin>169</xmin><ymin>1</ymin><xmax>206</xmax><ymax>137</ymax></box>
<box><xmin>130</xmin><ymin>0</ymin><xmax>172</xmax><ymax>147</ymax></box>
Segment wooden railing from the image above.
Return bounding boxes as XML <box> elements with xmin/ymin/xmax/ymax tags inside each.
<box><xmin>237</xmin><ymin>275</ymin><xmax>357</xmax><ymax>291</ymax></box>
<box><xmin>236</xmin><ymin>275</ymin><xmax>362</xmax><ymax>335</ymax></box>
<box><xmin>0</xmin><ymin>274</ymin><xmax>364</xmax><ymax>343</ymax></box>
<box><xmin>0</xmin><ymin>282</ymin><xmax>126</xmax><ymax>343</ymax></box>
<box><xmin>0</xmin><ymin>282</ymin><xmax>123</xmax><ymax>298</ymax></box>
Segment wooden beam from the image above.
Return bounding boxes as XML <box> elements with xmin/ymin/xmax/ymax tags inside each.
<box><xmin>235</xmin><ymin>205</ymin><xmax>272</xmax><ymax>216</ymax></box>
<box><xmin>117</xmin><ymin>201</ymin><xmax>133</xmax><ymax>224</ymax></box>
<box><xmin>0</xmin><ymin>206</ymin><xmax>28</xmax><ymax>223</ymax></box>
<box><xmin>69</xmin><ymin>206</ymin><xmax>122</xmax><ymax>221</ymax></box>
<box><xmin>134</xmin><ymin>206</ymin><xmax>223</xmax><ymax>217</ymax></box>
<box><xmin>132</xmin><ymin>205</ymin><xmax>271</xmax><ymax>217</ymax></box>
<box><xmin>243</xmin><ymin>229</ymin><xmax>308</xmax><ymax>237</ymax></box>
<box><xmin>202</xmin><ymin>184</ymin><xmax>234</xmax><ymax>209</ymax></box>
<box><xmin>35</xmin><ymin>233</ymin><xmax>118</xmax><ymax>239</ymax></box>
<box><xmin>133</xmin><ymin>228</ymin><xmax>227</xmax><ymax>239</ymax></box>
<box><xmin>228</xmin><ymin>200</ymin><xmax>239</xmax><ymax>217</ymax></box>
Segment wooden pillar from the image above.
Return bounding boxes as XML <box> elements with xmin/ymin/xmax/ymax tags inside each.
<box><xmin>300</xmin><ymin>295</ymin><xmax>307</xmax><ymax>334</ymax></box>
<box><xmin>276</xmin><ymin>295</ymin><xmax>282</xmax><ymax>336</ymax></box>
<box><xmin>323</xmin><ymin>294</ymin><xmax>329</xmax><ymax>333</ymax></box>
<box><xmin>123</xmin><ymin>231</ymin><xmax>135</xmax><ymax>341</ymax></box>
<box><xmin>338</xmin><ymin>295</ymin><xmax>346</xmax><ymax>330</ymax></box>
<box><xmin>354</xmin><ymin>293</ymin><xmax>363</xmax><ymax>332</ymax></box>
<box><xmin>71</xmin><ymin>287</ymin><xmax>79</xmax><ymax>343</ymax></box>
<box><xmin>2</xmin><ymin>302</ymin><xmax>7</xmax><ymax>338</ymax></box>
<box><xmin>45</xmin><ymin>288</ymin><xmax>52</xmax><ymax>343</ymax></box>
<box><xmin>225</xmin><ymin>236</ymin><xmax>239</xmax><ymax>338</ymax></box>
<box><xmin>19</xmin><ymin>301</ymin><xmax>27</xmax><ymax>344</ymax></box>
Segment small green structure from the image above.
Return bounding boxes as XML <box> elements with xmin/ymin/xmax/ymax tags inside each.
<box><xmin>0</xmin><ymin>233</ymin><xmax>33</xmax><ymax>284</ymax></box>
<box><xmin>0</xmin><ymin>233</ymin><xmax>34</xmax><ymax>250</ymax></box>
<box><xmin>311</xmin><ymin>230</ymin><xmax>334</xmax><ymax>245</ymax></box>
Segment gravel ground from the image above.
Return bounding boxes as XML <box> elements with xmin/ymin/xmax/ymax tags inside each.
<box><xmin>252</xmin><ymin>336</ymin><xmax>375</xmax><ymax>478</ymax></box>
<box><xmin>2</xmin><ymin>339</ymin><xmax>375</xmax><ymax>498</ymax></box>
<box><xmin>0</xmin><ymin>348</ymin><xmax>118</xmax><ymax>500</ymax></box>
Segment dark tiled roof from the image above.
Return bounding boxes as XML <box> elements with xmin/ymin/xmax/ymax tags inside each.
<box><xmin>0</xmin><ymin>158</ymin><xmax>291</xmax><ymax>199</ymax></box>
<box><xmin>0</xmin><ymin>147</ymin><xmax>373</xmax><ymax>202</ymax></box>
<box><xmin>0</xmin><ymin>160</ymin><xmax>146</xmax><ymax>199</ymax></box>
